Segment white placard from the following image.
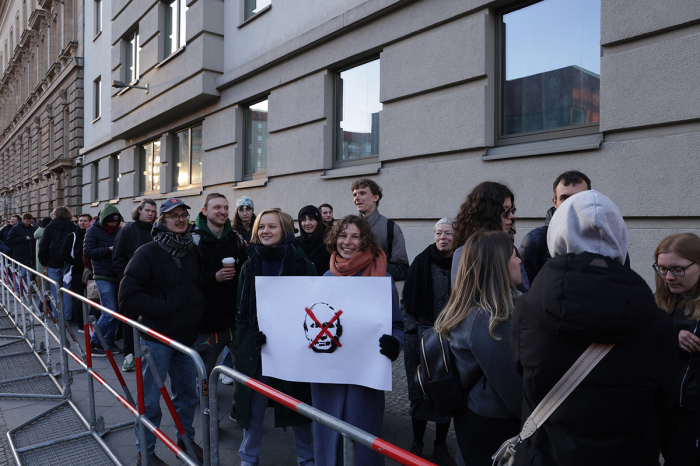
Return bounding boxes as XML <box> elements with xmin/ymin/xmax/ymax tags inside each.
<box><xmin>256</xmin><ymin>276</ymin><xmax>393</xmax><ymax>391</ymax></box>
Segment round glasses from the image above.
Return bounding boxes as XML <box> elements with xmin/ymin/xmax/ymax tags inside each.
<box><xmin>163</xmin><ymin>213</ymin><xmax>190</xmax><ymax>221</ymax></box>
<box><xmin>653</xmin><ymin>262</ymin><xmax>696</xmax><ymax>277</ymax></box>
<box><xmin>502</xmin><ymin>207</ymin><xmax>517</xmax><ymax>217</ymax></box>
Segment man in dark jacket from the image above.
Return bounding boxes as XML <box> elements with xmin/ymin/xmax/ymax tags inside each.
<box><xmin>112</xmin><ymin>199</ymin><xmax>156</xmax><ymax>371</ymax></box>
<box><xmin>60</xmin><ymin>213</ymin><xmax>92</xmax><ymax>328</ymax></box>
<box><xmin>518</xmin><ymin>170</ymin><xmax>590</xmax><ymax>285</ymax></box>
<box><xmin>39</xmin><ymin>206</ymin><xmax>77</xmax><ymax>321</ymax></box>
<box><xmin>119</xmin><ymin>198</ymin><xmax>204</xmax><ymax>466</ymax></box>
<box><xmin>84</xmin><ymin>203</ymin><xmax>123</xmax><ymax>355</ymax></box>
<box><xmin>0</xmin><ymin>215</ymin><xmax>20</xmax><ymax>255</ymax></box>
<box><xmin>192</xmin><ymin>193</ymin><xmax>246</xmax><ymax>378</ymax></box>
<box><xmin>6</xmin><ymin>213</ymin><xmax>38</xmax><ymax>292</ymax></box>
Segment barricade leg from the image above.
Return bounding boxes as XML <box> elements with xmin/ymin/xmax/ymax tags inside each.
<box><xmin>83</xmin><ymin>301</ymin><xmax>97</xmax><ymax>428</ymax></box>
<box><xmin>343</xmin><ymin>434</ymin><xmax>356</xmax><ymax>466</ymax></box>
<box><xmin>56</xmin><ymin>285</ymin><xmax>71</xmax><ymax>399</ymax></box>
<box><xmin>89</xmin><ymin>315</ymin><xmax>135</xmax><ymax>406</ymax></box>
<box><xmin>134</xmin><ymin>327</ymin><xmax>150</xmax><ymax>466</ymax></box>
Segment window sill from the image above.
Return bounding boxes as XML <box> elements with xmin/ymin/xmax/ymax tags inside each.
<box><xmin>91</xmin><ymin>116</ymin><xmax>101</xmax><ymax>124</ymax></box>
<box><xmin>483</xmin><ymin>133</ymin><xmax>604</xmax><ymax>161</ymax></box>
<box><xmin>156</xmin><ymin>46</ymin><xmax>186</xmax><ymax>69</ymax></box>
<box><xmin>133</xmin><ymin>186</ymin><xmax>202</xmax><ymax>202</ymax></box>
<box><xmin>238</xmin><ymin>4</ymin><xmax>271</xmax><ymax>29</ymax></box>
<box><xmin>90</xmin><ymin>201</ymin><xmax>100</xmax><ymax>207</ymax></box>
<box><xmin>233</xmin><ymin>177</ymin><xmax>268</xmax><ymax>189</ymax></box>
<box><xmin>321</xmin><ymin>162</ymin><xmax>381</xmax><ymax>180</ymax></box>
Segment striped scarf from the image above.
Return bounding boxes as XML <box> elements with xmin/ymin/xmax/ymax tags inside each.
<box><xmin>153</xmin><ymin>229</ymin><xmax>194</xmax><ymax>268</ymax></box>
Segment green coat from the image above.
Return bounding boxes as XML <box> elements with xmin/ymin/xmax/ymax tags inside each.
<box><xmin>234</xmin><ymin>245</ymin><xmax>317</xmax><ymax>430</ymax></box>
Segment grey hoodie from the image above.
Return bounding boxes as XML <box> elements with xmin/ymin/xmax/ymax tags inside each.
<box><xmin>547</xmin><ymin>190</ymin><xmax>628</xmax><ymax>265</ymax></box>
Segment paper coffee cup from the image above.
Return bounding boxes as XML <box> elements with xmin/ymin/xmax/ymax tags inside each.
<box><xmin>222</xmin><ymin>257</ymin><xmax>236</xmax><ymax>269</ymax></box>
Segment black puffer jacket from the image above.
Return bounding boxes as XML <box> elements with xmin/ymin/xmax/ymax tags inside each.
<box><xmin>192</xmin><ymin>213</ymin><xmax>247</xmax><ymax>333</ymax></box>
<box><xmin>670</xmin><ymin>301</ymin><xmax>700</xmax><ymax>411</ymax></box>
<box><xmin>6</xmin><ymin>224</ymin><xmax>38</xmax><ymax>267</ymax></box>
<box><xmin>118</xmin><ymin>224</ymin><xmax>204</xmax><ymax>346</ymax></box>
<box><xmin>39</xmin><ymin>217</ymin><xmax>77</xmax><ymax>269</ymax></box>
<box><xmin>84</xmin><ymin>221</ymin><xmax>120</xmax><ymax>278</ymax></box>
<box><xmin>511</xmin><ymin>252</ymin><xmax>678</xmax><ymax>466</ymax></box>
<box><xmin>112</xmin><ymin>219</ymin><xmax>153</xmax><ymax>278</ymax></box>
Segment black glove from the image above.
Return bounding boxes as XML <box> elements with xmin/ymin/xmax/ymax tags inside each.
<box><xmin>254</xmin><ymin>331</ymin><xmax>267</xmax><ymax>351</ymax></box>
<box><xmin>379</xmin><ymin>334</ymin><xmax>400</xmax><ymax>362</ymax></box>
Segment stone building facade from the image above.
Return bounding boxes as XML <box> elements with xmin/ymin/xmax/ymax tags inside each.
<box><xmin>0</xmin><ymin>0</ymin><xmax>84</xmax><ymax>219</ymax></box>
<box><xmin>63</xmin><ymin>0</ymin><xmax>700</xmax><ymax>285</ymax></box>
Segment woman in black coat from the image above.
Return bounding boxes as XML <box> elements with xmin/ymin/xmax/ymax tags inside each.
<box><xmin>295</xmin><ymin>205</ymin><xmax>331</xmax><ymax>275</ymax></box>
<box><xmin>654</xmin><ymin>233</ymin><xmax>700</xmax><ymax>465</ymax></box>
<box><xmin>511</xmin><ymin>191</ymin><xmax>678</xmax><ymax>466</ymax></box>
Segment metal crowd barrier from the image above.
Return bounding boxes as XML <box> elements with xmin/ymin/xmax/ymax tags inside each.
<box><xmin>210</xmin><ymin>365</ymin><xmax>435</xmax><ymax>466</ymax></box>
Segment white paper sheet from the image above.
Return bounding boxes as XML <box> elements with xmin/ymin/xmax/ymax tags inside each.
<box><xmin>256</xmin><ymin>276</ymin><xmax>393</xmax><ymax>391</ymax></box>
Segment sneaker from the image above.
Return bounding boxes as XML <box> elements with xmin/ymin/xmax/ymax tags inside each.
<box><xmin>432</xmin><ymin>442</ymin><xmax>456</xmax><ymax>466</ymax></box>
<box><xmin>409</xmin><ymin>441</ymin><xmax>423</xmax><ymax>457</ymax></box>
<box><xmin>77</xmin><ymin>327</ymin><xmax>85</xmax><ymax>334</ymax></box>
<box><xmin>219</xmin><ymin>373</ymin><xmax>234</xmax><ymax>385</ymax></box>
<box><xmin>108</xmin><ymin>343</ymin><xmax>123</xmax><ymax>354</ymax></box>
<box><xmin>122</xmin><ymin>353</ymin><xmax>135</xmax><ymax>372</ymax></box>
<box><xmin>90</xmin><ymin>343</ymin><xmax>107</xmax><ymax>357</ymax></box>
<box><xmin>136</xmin><ymin>452</ymin><xmax>168</xmax><ymax>466</ymax></box>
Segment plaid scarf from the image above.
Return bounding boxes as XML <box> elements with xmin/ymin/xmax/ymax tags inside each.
<box><xmin>153</xmin><ymin>228</ymin><xmax>194</xmax><ymax>268</ymax></box>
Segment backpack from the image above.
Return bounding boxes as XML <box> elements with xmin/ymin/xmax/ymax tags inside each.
<box><xmin>49</xmin><ymin>226</ymin><xmax>71</xmax><ymax>263</ymax></box>
<box><xmin>414</xmin><ymin>327</ymin><xmax>479</xmax><ymax>417</ymax></box>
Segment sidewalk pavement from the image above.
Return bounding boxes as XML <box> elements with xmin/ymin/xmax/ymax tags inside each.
<box><xmin>0</xmin><ymin>320</ymin><xmax>458</xmax><ymax>466</ymax></box>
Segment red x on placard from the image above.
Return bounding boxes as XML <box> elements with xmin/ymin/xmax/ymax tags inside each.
<box><xmin>305</xmin><ymin>307</ymin><xmax>343</xmax><ymax>349</ymax></box>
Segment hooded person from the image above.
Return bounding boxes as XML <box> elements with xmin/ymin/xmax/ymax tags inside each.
<box><xmin>510</xmin><ymin>190</ymin><xmax>678</xmax><ymax>466</ymax></box>
<box><xmin>295</xmin><ymin>205</ymin><xmax>331</xmax><ymax>276</ymax></box>
<box><xmin>83</xmin><ymin>203</ymin><xmax>124</xmax><ymax>355</ymax></box>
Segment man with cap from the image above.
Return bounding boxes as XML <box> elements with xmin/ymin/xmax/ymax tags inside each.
<box><xmin>233</xmin><ymin>196</ymin><xmax>256</xmax><ymax>245</ymax></box>
<box><xmin>84</xmin><ymin>203</ymin><xmax>124</xmax><ymax>354</ymax></box>
<box><xmin>119</xmin><ymin>198</ymin><xmax>205</xmax><ymax>466</ymax></box>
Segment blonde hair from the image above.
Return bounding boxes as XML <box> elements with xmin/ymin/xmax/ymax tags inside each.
<box><xmin>435</xmin><ymin>230</ymin><xmax>515</xmax><ymax>340</ymax></box>
<box><xmin>654</xmin><ymin>233</ymin><xmax>700</xmax><ymax>320</ymax></box>
<box><xmin>250</xmin><ymin>208</ymin><xmax>294</xmax><ymax>245</ymax></box>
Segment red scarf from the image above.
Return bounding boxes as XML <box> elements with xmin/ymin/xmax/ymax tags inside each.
<box><xmin>104</xmin><ymin>223</ymin><xmax>120</xmax><ymax>235</ymax></box>
<box><xmin>330</xmin><ymin>249</ymin><xmax>387</xmax><ymax>277</ymax></box>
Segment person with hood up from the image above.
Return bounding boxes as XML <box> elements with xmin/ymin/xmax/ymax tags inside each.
<box><xmin>510</xmin><ymin>190</ymin><xmax>678</xmax><ymax>466</ymax></box>
<box><xmin>84</xmin><ymin>203</ymin><xmax>124</xmax><ymax>355</ymax></box>
<box><xmin>296</xmin><ymin>205</ymin><xmax>331</xmax><ymax>276</ymax></box>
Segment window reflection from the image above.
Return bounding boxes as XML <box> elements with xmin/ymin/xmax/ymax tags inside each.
<box><xmin>245</xmin><ymin>99</ymin><xmax>268</xmax><ymax>177</ymax></box>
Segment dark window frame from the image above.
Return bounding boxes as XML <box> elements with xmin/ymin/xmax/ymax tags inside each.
<box><xmin>243</xmin><ymin>97</ymin><xmax>269</xmax><ymax>180</ymax></box>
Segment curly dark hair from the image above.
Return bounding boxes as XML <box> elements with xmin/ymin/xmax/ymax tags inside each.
<box><xmin>350</xmin><ymin>178</ymin><xmax>383</xmax><ymax>207</ymax></box>
<box><xmin>453</xmin><ymin>182</ymin><xmax>515</xmax><ymax>247</ymax></box>
<box><xmin>325</xmin><ymin>215</ymin><xmax>383</xmax><ymax>256</ymax></box>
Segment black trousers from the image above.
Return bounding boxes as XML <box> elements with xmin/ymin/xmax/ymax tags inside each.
<box><xmin>454</xmin><ymin>407</ymin><xmax>520</xmax><ymax>466</ymax></box>
<box><xmin>661</xmin><ymin>406</ymin><xmax>700</xmax><ymax>466</ymax></box>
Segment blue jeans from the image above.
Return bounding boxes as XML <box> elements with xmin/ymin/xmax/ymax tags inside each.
<box><xmin>90</xmin><ymin>280</ymin><xmax>120</xmax><ymax>345</ymax></box>
<box><xmin>221</xmin><ymin>346</ymin><xmax>234</xmax><ymax>368</ymax></box>
<box><xmin>47</xmin><ymin>267</ymin><xmax>71</xmax><ymax>321</ymax></box>
<box><xmin>239</xmin><ymin>372</ymin><xmax>315</xmax><ymax>466</ymax></box>
<box><xmin>135</xmin><ymin>339</ymin><xmax>197</xmax><ymax>455</ymax></box>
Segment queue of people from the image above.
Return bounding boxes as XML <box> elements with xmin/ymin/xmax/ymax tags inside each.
<box><xmin>1</xmin><ymin>170</ymin><xmax>698</xmax><ymax>466</ymax></box>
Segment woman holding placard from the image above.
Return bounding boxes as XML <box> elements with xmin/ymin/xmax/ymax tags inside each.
<box><xmin>311</xmin><ymin>215</ymin><xmax>404</xmax><ymax>466</ymax></box>
<box><xmin>434</xmin><ymin>230</ymin><xmax>523</xmax><ymax>466</ymax></box>
<box><xmin>234</xmin><ymin>208</ymin><xmax>317</xmax><ymax>466</ymax></box>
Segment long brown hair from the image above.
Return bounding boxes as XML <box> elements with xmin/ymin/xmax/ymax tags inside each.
<box><xmin>434</xmin><ymin>230</ymin><xmax>516</xmax><ymax>340</ymax></box>
<box><xmin>654</xmin><ymin>233</ymin><xmax>700</xmax><ymax>319</ymax></box>
<box><xmin>453</xmin><ymin>182</ymin><xmax>515</xmax><ymax>248</ymax></box>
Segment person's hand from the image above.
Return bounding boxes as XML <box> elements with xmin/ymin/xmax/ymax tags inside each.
<box><xmin>109</xmin><ymin>246</ymin><xmax>113</xmax><ymax>251</ymax></box>
<box><xmin>254</xmin><ymin>331</ymin><xmax>267</xmax><ymax>351</ymax></box>
<box><xmin>379</xmin><ymin>334</ymin><xmax>400</xmax><ymax>361</ymax></box>
<box><xmin>26</xmin><ymin>236</ymin><xmax>30</xmax><ymax>241</ymax></box>
<box><xmin>679</xmin><ymin>330</ymin><xmax>700</xmax><ymax>353</ymax></box>
<box><xmin>215</xmin><ymin>267</ymin><xmax>236</xmax><ymax>282</ymax></box>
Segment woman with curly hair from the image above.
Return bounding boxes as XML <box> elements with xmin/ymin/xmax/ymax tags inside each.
<box><xmin>311</xmin><ymin>215</ymin><xmax>404</xmax><ymax>466</ymax></box>
<box><xmin>450</xmin><ymin>182</ymin><xmax>529</xmax><ymax>291</ymax></box>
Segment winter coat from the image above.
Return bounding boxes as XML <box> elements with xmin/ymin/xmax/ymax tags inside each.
<box><xmin>83</xmin><ymin>205</ymin><xmax>123</xmax><ymax>279</ymax></box>
<box><xmin>34</xmin><ymin>227</ymin><xmax>45</xmax><ymax>274</ymax></box>
<box><xmin>234</xmin><ymin>245</ymin><xmax>315</xmax><ymax>430</ymax></box>
<box><xmin>670</xmin><ymin>299</ymin><xmax>700</xmax><ymax>411</ymax></box>
<box><xmin>112</xmin><ymin>219</ymin><xmax>154</xmax><ymax>278</ymax></box>
<box><xmin>511</xmin><ymin>253</ymin><xmax>678</xmax><ymax>466</ymax></box>
<box><xmin>118</xmin><ymin>227</ymin><xmax>204</xmax><ymax>346</ymax></box>
<box><xmin>518</xmin><ymin>206</ymin><xmax>555</xmax><ymax>285</ymax></box>
<box><xmin>60</xmin><ymin>228</ymin><xmax>86</xmax><ymax>293</ymax></box>
<box><xmin>38</xmin><ymin>217</ymin><xmax>77</xmax><ymax>269</ymax></box>
<box><xmin>192</xmin><ymin>212</ymin><xmax>247</xmax><ymax>333</ymax></box>
<box><xmin>364</xmin><ymin>209</ymin><xmax>409</xmax><ymax>281</ymax></box>
<box><xmin>6</xmin><ymin>224</ymin><xmax>38</xmax><ymax>268</ymax></box>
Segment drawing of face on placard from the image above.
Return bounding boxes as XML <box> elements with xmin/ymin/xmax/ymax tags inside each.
<box><xmin>304</xmin><ymin>303</ymin><xmax>343</xmax><ymax>353</ymax></box>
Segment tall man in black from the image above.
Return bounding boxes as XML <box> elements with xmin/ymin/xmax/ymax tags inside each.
<box><xmin>112</xmin><ymin>199</ymin><xmax>157</xmax><ymax>371</ymax></box>
<box><xmin>119</xmin><ymin>198</ymin><xmax>204</xmax><ymax>466</ymax></box>
<box><xmin>6</xmin><ymin>213</ymin><xmax>38</xmax><ymax>292</ymax></box>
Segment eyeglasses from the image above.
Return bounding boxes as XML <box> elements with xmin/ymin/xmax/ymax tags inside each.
<box><xmin>72</xmin><ymin>221</ymin><xmax>79</xmax><ymax>224</ymax></box>
<box><xmin>502</xmin><ymin>207</ymin><xmax>517</xmax><ymax>217</ymax></box>
<box><xmin>164</xmin><ymin>213</ymin><xmax>190</xmax><ymax>221</ymax></box>
<box><xmin>653</xmin><ymin>262</ymin><xmax>696</xmax><ymax>277</ymax></box>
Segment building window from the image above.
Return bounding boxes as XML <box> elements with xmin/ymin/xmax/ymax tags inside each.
<box><xmin>93</xmin><ymin>77</ymin><xmax>101</xmax><ymax>120</ymax></box>
<box><xmin>244</xmin><ymin>99</ymin><xmax>268</xmax><ymax>178</ymax></box>
<box><xmin>165</xmin><ymin>0</ymin><xmax>187</xmax><ymax>56</ymax></box>
<box><xmin>497</xmin><ymin>0</ymin><xmax>601</xmax><ymax>145</ymax></box>
<box><xmin>174</xmin><ymin>124</ymin><xmax>203</xmax><ymax>187</ymax></box>
<box><xmin>125</xmin><ymin>31</ymin><xmax>140</xmax><ymax>84</ymax></box>
<box><xmin>140</xmin><ymin>140</ymin><xmax>161</xmax><ymax>194</ymax></box>
<box><xmin>93</xmin><ymin>163</ymin><xmax>100</xmax><ymax>200</ymax></box>
<box><xmin>94</xmin><ymin>0</ymin><xmax>102</xmax><ymax>37</ymax></box>
<box><xmin>335</xmin><ymin>59</ymin><xmax>381</xmax><ymax>164</ymax></box>
<box><xmin>244</xmin><ymin>0</ymin><xmax>271</xmax><ymax>20</ymax></box>
<box><xmin>111</xmin><ymin>155</ymin><xmax>120</xmax><ymax>199</ymax></box>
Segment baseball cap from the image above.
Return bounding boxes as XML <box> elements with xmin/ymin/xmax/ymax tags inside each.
<box><xmin>160</xmin><ymin>198</ymin><xmax>191</xmax><ymax>215</ymax></box>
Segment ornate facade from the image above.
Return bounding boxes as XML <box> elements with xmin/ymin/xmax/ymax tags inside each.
<box><xmin>0</xmin><ymin>0</ymin><xmax>83</xmax><ymax>219</ymax></box>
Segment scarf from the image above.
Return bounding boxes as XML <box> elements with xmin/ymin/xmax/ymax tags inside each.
<box><xmin>239</xmin><ymin>232</ymin><xmax>298</xmax><ymax>326</ymax></box>
<box><xmin>104</xmin><ymin>223</ymin><xmax>120</xmax><ymax>235</ymax></box>
<box><xmin>152</xmin><ymin>225</ymin><xmax>194</xmax><ymax>268</ymax></box>
<box><xmin>330</xmin><ymin>248</ymin><xmax>387</xmax><ymax>277</ymax></box>
<box><xmin>404</xmin><ymin>243</ymin><xmax>454</xmax><ymax>322</ymax></box>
